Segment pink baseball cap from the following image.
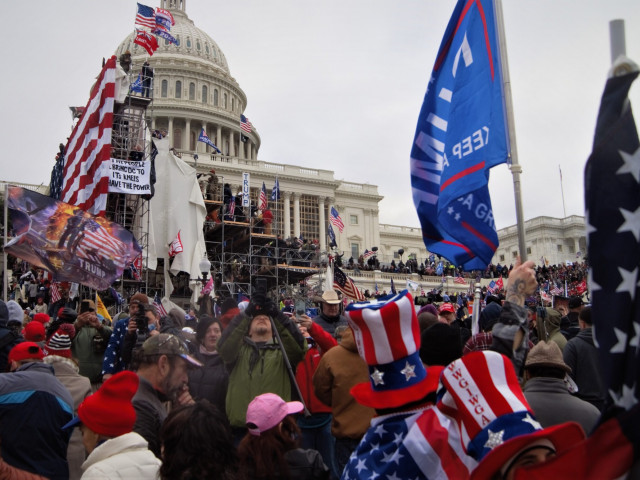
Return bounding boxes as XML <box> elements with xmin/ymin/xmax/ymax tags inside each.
<box><xmin>246</xmin><ymin>393</ymin><xmax>303</xmax><ymax>436</ymax></box>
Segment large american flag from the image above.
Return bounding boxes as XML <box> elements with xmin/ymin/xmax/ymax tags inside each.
<box><xmin>329</xmin><ymin>206</ymin><xmax>344</xmax><ymax>233</ymax></box>
<box><xmin>60</xmin><ymin>56</ymin><xmax>116</xmax><ymax>216</ymax></box>
<box><xmin>333</xmin><ymin>266</ymin><xmax>364</xmax><ymax>301</ymax></box>
<box><xmin>74</xmin><ymin>223</ymin><xmax>129</xmax><ymax>269</ymax></box>
<box><xmin>586</xmin><ymin>69</ymin><xmax>640</xmax><ymax>414</ymax></box>
<box><xmin>258</xmin><ymin>182</ymin><xmax>268</xmax><ymax>211</ymax></box>
<box><xmin>135</xmin><ymin>2</ymin><xmax>156</xmax><ymax>29</ymax></box>
<box><xmin>240</xmin><ymin>114</ymin><xmax>252</xmax><ymax>134</ymax></box>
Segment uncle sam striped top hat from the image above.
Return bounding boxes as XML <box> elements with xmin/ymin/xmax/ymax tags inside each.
<box><xmin>438</xmin><ymin>350</ymin><xmax>585</xmax><ymax>480</ymax></box>
<box><xmin>345</xmin><ymin>289</ymin><xmax>440</xmax><ymax>409</ymax></box>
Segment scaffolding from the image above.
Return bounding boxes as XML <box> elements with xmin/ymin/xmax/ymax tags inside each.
<box><xmin>200</xmin><ymin>176</ymin><xmax>321</xmax><ymax>303</ymax></box>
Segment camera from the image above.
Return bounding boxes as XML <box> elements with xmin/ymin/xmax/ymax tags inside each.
<box><xmin>133</xmin><ymin>304</ymin><xmax>150</xmax><ymax>336</ymax></box>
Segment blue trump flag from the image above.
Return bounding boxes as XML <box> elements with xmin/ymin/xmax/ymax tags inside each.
<box><xmin>410</xmin><ymin>0</ymin><xmax>509</xmax><ymax>270</ymax></box>
<box><xmin>130</xmin><ymin>73</ymin><xmax>143</xmax><ymax>93</ymax></box>
<box><xmin>198</xmin><ymin>128</ymin><xmax>221</xmax><ymax>153</ymax></box>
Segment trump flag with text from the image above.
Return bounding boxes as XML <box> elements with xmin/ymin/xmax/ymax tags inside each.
<box><xmin>410</xmin><ymin>0</ymin><xmax>508</xmax><ymax>270</ymax></box>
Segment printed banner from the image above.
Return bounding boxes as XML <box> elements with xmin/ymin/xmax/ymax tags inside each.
<box><xmin>242</xmin><ymin>172</ymin><xmax>250</xmax><ymax>208</ymax></box>
<box><xmin>108</xmin><ymin>159</ymin><xmax>151</xmax><ymax>194</ymax></box>
<box><xmin>5</xmin><ymin>186</ymin><xmax>142</xmax><ymax>290</ymax></box>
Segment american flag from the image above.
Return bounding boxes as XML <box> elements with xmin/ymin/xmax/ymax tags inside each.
<box><xmin>363</xmin><ymin>249</ymin><xmax>376</xmax><ymax>260</ymax></box>
<box><xmin>135</xmin><ymin>3</ymin><xmax>156</xmax><ymax>29</ymax></box>
<box><xmin>240</xmin><ymin>114</ymin><xmax>252</xmax><ymax>134</ymax></box>
<box><xmin>333</xmin><ymin>266</ymin><xmax>364</xmax><ymax>301</ymax></box>
<box><xmin>454</xmin><ymin>274</ymin><xmax>467</xmax><ymax>285</ymax></box>
<box><xmin>228</xmin><ymin>196</ymin><xmax>236</xmax><ymax>218</ymax></box>
<box><xmin>550</xmin><ymin>285</ymin><xmax>563</xmax><ymax>296</ymax></box>
<box><xmin>258</xmin><ymin>182</ymin><xmax>268</xmax><ymax>210</ymax></box>
<box><xmin>74</xmin><ymin>221</ymin><xmax>128</xmax><ymax>269</ymax></box>
<box><xmin>487</xmin><ymin>280</ymin><xmax>497</xmax><ymax>294</ymax></box>
<box><xmin>60</xmin><ymin>56</ymin><xmax>116</xmax><ymax>216</ymax></box>
<box><xmin>168</xmin><ymin>231</ymin><xmax>184</xmax><ymax>257</ymax></box>
<box><xmin>586</xmin><ymin>69</ymin><xmax>640</xmax><ymax>414</ymax></box>
<box><xmin>329</xmin><ymin>206</ymin><xmax>344</xmax><ymax>233</ymax></box>
<box><xmin>153</xmin><ymin>293</ymin><xmax>168</xmax><ymax>317</ymax></box>
<box><xmin>50</xmin><ymin>283</ymin><xmax>61</xmax><ymax>304</ymax></box>
<box><xmin>344</xmin><ymin>408</ymin><xmax>475</xmax><ymax>479</ymax></box>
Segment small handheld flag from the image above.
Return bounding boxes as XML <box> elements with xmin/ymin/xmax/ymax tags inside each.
<box><xmin>168</xmin><ymin>231</ymin><xmax>184</xmax><ymax>257</ymax></box>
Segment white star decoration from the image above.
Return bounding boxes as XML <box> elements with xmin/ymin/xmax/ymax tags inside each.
<box><xmin>447</xmin><ymin>206</ymin><xmax>454</xmax><ymax>215</ymax></box>
<box><xmin>374</xmin><ymin>424</ymin><xmax>387</xmax><ymax>437</ymax></box>
<box><xmin>610</xmin><ymin>327</ymin><xmax>628</xmax><ymax>354</ymax></box>
<box><xmin>400</xmin><ymin>361</ymin><xmax>417</xmax><ymax>381</ymax></box>
<box><xmin>616</xmin><ymin>267</ymin><xmax>638</xmax><ymax>300</ymax></box>
<box><xmin>387</xmin><ymin>473</ymin><xmax>402</xmax><ymax>480</ymax></box>
<box><xmin>618</xmin><ymin>206</ymin><xmax>640</xmax><ymax>242</ymax></box>
<box><xmin>609</xmin><ymin>384</ymin><xmax>638</xmax><ymax>410</ymax></box>
<box><xmin>371</xmin><ymin>368</ymin><xmax>385</xmax><ymax>386</ymax></box>
<box><xmin>368</xmin><ymin>471</ymin><xmax>380</xmax><ymax>480</ymax></box>
<box><xmin>522</xmin><ymin>414</ymin><xmax>542</xmax><ymax>430</ymax></box>
<box><xmin>484</xmin><ymin>429</ymin><xmax>505</xmax><ymax>449</ymax></box>
<box><xmin>630</xmin><ymin>322</ymin><xmax>640</xmax><ymax>349</ymax></box>
<box><xmin>617</xmin><ymin>147</ymin><xmax>640</xmax><ymax>183</ymax></box>
<box><xmin>355</xmin><ymin>458</ymin><xmax>367</xmax><ymax>473</ymax></box>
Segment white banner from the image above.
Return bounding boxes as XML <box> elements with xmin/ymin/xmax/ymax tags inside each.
<box><xmin>108</xmin><ymin>159</ymin><xmax>151</xmax><ymax>194</ymax></box>
<box><xmin>242</xmin><ymin>172</ymin><xmax>250</xmax><ymax>207</ymax></box>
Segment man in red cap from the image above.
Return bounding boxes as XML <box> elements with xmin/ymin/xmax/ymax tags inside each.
<box><xmin>0</xmin><ymin>342</ymin><xmax>73</xmax><ymax>479</ymax></box>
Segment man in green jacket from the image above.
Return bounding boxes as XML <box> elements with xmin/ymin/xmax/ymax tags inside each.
<box><xmin>72</xmin><ymin>299</ymin><xmax>112</xmax><ymax>389</ymax></box>
<box><xmin>217</xmin><ymin>292</ymin><xmax>306</xmax><ymax>441</ymax></box>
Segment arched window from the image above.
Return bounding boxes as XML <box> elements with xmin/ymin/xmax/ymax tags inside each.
<box><xmin>231</xmin><ymin>98</ymin><xmax>235</xmax><ymax>111</ymax></box>
<box><xmin>175</xmin><ymin>80</ymin><xmax>182</xmax><ymax>99</ymax></box>
<box><xmin>189</xmin><ymin>82</ymin><xmax>195</xmax><ymax>101</ymax></box>
<box><xmin>196</xmin><ymin>40</ymin><xmax>201</xmax><ymax>51</ymax></box>
<box><xmin>165</xmin><ymin>38</ymin><xmax>169</xmax><ymax>46</ymax></box>
<box><xmin>205</xmin><ymin>44</ymin><xmax>210</xmax><ymax>54</ymax></box>
<box><xmin>213</xmin><ymin>89</ymin><xmax>219</xmax><ymax>106</ymax></box>
<box><xmin>202</xmin><ymin>85</ymin><xmax>208</xmax><ymax>104</ymax></box>
<box><xmin>161</xmin><ymin>79</ymin><xmax>168</xmax><ymax>98</ymax></box>
<box><xmin>223</xmin><ymin>93</ymin><xmax>227</xmax><ymax>109</ymax></box>
<box><xmin>186</xmin><ymin>38</ymin><xmax>192</xmax><ymax>48</ymax></box>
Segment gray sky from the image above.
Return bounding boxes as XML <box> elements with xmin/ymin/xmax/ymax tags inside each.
<box><xmin>1</xmin><ymin>1</ymin><xmax>639</xmax><ymax>231</ymax></box>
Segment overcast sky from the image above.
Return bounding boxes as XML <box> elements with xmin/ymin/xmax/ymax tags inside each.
<box><xmin>1</xmin><ymin>1</ymin><xmax>639</xmax><ymax>231</ymax></box>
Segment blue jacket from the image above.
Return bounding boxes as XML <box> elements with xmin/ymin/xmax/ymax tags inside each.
<box><xmin>0</xmin><ymin>362</ymin><xmax>73</xmax><ymax>479</ymax></box>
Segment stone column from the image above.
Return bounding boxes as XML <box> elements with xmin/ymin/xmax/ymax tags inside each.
<box><xmin>283</xmin><ymin>191</ymin><xmax>291</xmax><ymax>239</ymax></box>
<box><xmin>229</xmin><ymin>130</ymin><xmax>235</xmax><ymax>157</ymax></box>
<box><xmin>168</xmin><ymin>117</ymin><xmax>174</xmax><ymax>145</ymax></box>
<box><xmin>318</xmin><ymin>197</ymin><xmax>326</xmax><ymax>252</ymax></box>
<box><xmin>184</xmin><ymin>119</ymin><xmax>191</xmax><ymax>150</ymax></box>
<box><xmin>216</xmin><ymin>125</ymin><xmax>222</xmax><ymax>154</ymax></box>
<box><xmin>293</xmin><ymin>193</ymin><xmax>301</xmax><ymax>238</ymax></box>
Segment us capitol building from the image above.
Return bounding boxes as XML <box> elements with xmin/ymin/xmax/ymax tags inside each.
<box><xmin>1</xmin><ymin>0</ymin><xmax>587</xmax><ymax>293</ymax></box>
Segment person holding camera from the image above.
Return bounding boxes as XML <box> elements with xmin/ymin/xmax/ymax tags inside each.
<box><xmin>217</xmin><ymin>291</ymin><xmax>306</xmax><ymax>442</ymax></box>
<box><xmin>121</xmin><ymin>304</ymin><xmax>160</xmax><ymax>371</ymax></box>
<box><xmin>102</xmin><ymin>293</ymin><xmax>150</xmax><ymax>381</ymax></box>
<box><xmin>73</xmin><ymin>299</ymin><xmax>112</xmax><ymax>390</ymax></box>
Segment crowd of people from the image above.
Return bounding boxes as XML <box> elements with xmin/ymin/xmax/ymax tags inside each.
<box><xmin>0</xmin><ymin>257</ymin><xmax>637</xmax><ymax>479</ymax></box>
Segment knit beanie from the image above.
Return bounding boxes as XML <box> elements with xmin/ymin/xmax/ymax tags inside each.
<box><xmin>45</xmin><ymin>324</ymin><xmax>76</xmax><ymax>358</ymax></box>
<box><xmin>77</xmin><ymin>371</ymin><xmax>139</xmax><ymax>437</ymax></box>
<box><xmin>24</xmin><ymin>321</ymin><xmax>46</xmax><ymax>343</ymax></box>
<box><xmin>6</xmin><ymin>301</ymin><xmax>23</xmax><ymax>325</ymax></box>
<box><xmin>32</xmin><ymin>312</ymin><xmax>50</xmax><ymax>324</ymax></box>
<box><xmin>129</xmin><ymin>292</ymin><xmax>149</xmax><ymax>305</ymax></box>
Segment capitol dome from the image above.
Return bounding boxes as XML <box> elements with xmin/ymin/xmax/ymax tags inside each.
<box><xmin>114</xmin><ymin>0</ymin><xmax>259</xmax><ymax>159</ymax></box>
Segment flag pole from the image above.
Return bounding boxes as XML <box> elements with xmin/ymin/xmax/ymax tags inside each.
<box><xmin>3</xmin><ymin>183</ymin><xmax>8</xmax><ymax>302</ymax></box>
<box><xmin>494</xmin><ymin>0</ymin><xmax>527</xmax><ymax>261</ymax></box>
<box><xmin>559</xmin><ymin>165</ymin><xmax>567</xmax><ymax>218</ymax></box>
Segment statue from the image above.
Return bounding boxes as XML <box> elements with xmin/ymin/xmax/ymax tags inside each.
<box><xmin>119</xmin><ymin>50</ymin><xmax>132</xmax><ymax>73</ymax></box>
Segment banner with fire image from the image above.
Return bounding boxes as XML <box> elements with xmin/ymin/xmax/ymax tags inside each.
<box><xmin>5</xmin><ymin>186</ymin><xmax>142</xmax><ymax>290</ymax></box>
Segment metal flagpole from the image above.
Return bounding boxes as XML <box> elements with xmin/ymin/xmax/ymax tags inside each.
<box><xmin>3</xmin><ymin>183</ymin><xmax>8</xmax><ymax>302</ymax></box>
<box><xmin>559</xmin><ymin>165</ymin><xmax>567</xmax><ymax>218</ymax></box>
<box><xmin>494</xmin><ymin>0</ymin><xmax>527</xmax><ymax>261</ymax></box>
